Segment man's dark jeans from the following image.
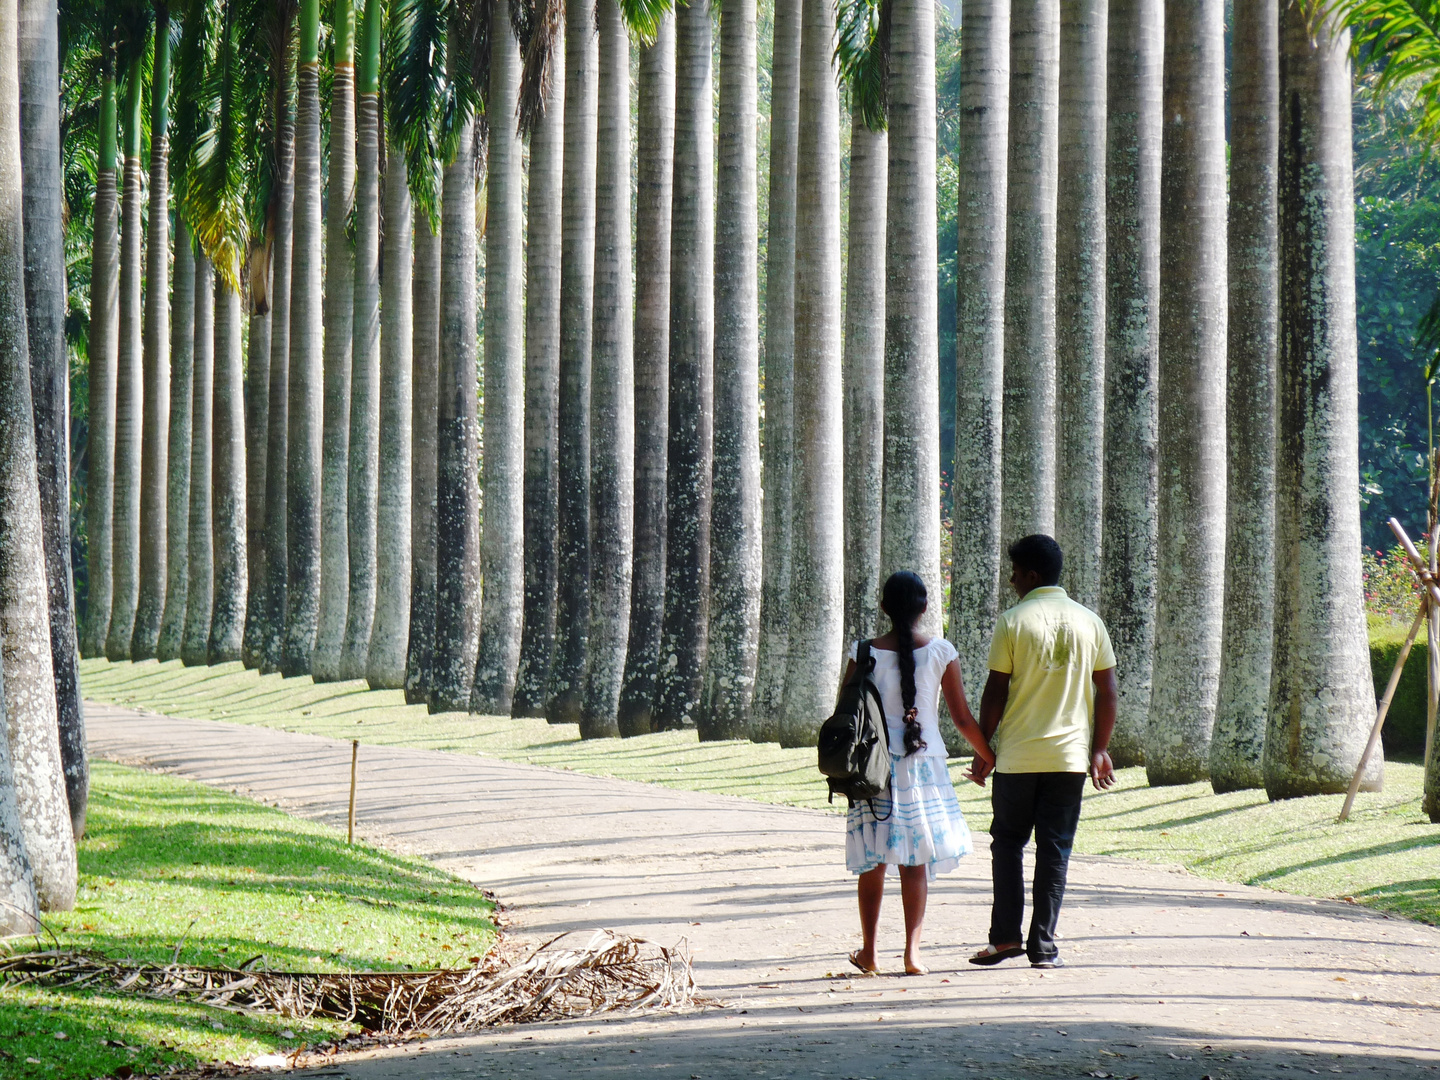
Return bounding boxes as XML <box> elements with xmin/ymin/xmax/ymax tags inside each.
<box><xmin>989</xmin><ymin>771</ymin><xmax>1087</xmax><ymax>964</ymax></box>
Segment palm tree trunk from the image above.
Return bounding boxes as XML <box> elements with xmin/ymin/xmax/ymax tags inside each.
<box><xmin>615</xmin><ymin>16</ymin><xmax>672</xmax><ymax>738</ymax></box>
<box><xmin>0</xmin><ymin>0</ymin><xmax>75</xmax><ymax>910</ymax></box>
<box><xmin>652</xmin><ymin>0</ymin><xmax>713</xmax><ymax>732</ymax></box>
<box><xmin>1099</xmin><ymin>0</ymin><xmax>1161</xmax><ymax>767</ymax></box>
<box><xmin>181</xmin><ymin>256</ymin><xmax>214</xmax><ymax>667</ymax></box>
<box><xmin>1001</xmin><ymin>0</ymin><xmax>1059</xmax><ymax>543</ymax></box>
<box><xmin>404</xmin><ymin>211</ymin><xmax>441</xmax><ymax>704</ymax></box>
<box><xmin>577</xmin><ymin>0</ymin><xmax>633</xmax><ymax>739</ymax></box>
<box><xmin>106</xmin><ymin>58</ymin><xmax>144</xmax><ymax>661</ymax></box>
<box><xmin>156</xmin><ymin>221</ymin><xmax>193</xmax><ymax>661</ymax></box>
<box><xmin>545</xmin><ymin>0</ymin><xmax>599</xmax><ymax>726</ymax></box>
<box><xmin>282</xmin><ymin>0</ymin><xmax>325</xmax><ymax>678</ymax></box>
<box><xmin>777</xmin><ymin>0</ymin><xmax>842</xmax><ymax>747</ymax></box>
<box><xmin>0</xmin><ymin>673</ymin><xmax>39</xmax><ymax>932</ymax></box>
<box><xmin>473</xmin><ymin>0</ymin><xmax>527</xmax><ymax>715</ymax></box>
<box><xmin>132</xmin><ymin>5</ymin><xmax>170</xmax><ymax>660</ymax></box>
<box><xmin>951</xmin><ymin>0</ymin><xmax>1008</xmax><ymax>697</ymax></box>
<box><xmin>367</xmin><ymin>144</ymin><xmax>412</xmax><ymax>689</ymax></box>
<box><xmin>1212</xmin><ymin>0</ymin><xmax>1277</xmax><ymax>794</ymax></box>
<box><xmin>208</xmin><ymin>278</ymin><xmax>247</xmax><ymax>662</ymax></box>
<box><xmin>699</xmin><ymin>0</ymin><xmax>761</xmax><ymax>741</ymax></box>
<box><xmin>1147</xmin><ymin>0</ymin><xmax>1227</xmax><ymax>786</ymax></box>
<box><xmin>342</xmin><ymin>0</ymin><xmax>381</xmax><ymax>682</ymax></box>
<box><xmin>18</xmin><ymin>0</ymin><xmax>83</xmax><ymax>835</ymax></box>
<box><xmin>1265</xmin><ymin>7</ymin><xmax>1378</xmax><ymax>802</ymax></box>
<box><xmin>82</xmin><ymin>73</ymin><xmax>119</xmax><ymax>660</ymax></box>
<box><xmin>750</xmin><ymin>0</ymin><xmax>800</xmax><ymax>744</ymax></box>
<box><xmin>241</xmin><ymin>250</ymin><xmax>271</xmax><ymax>669</ymax></box>
<box><xmin>1054</xmin><ymin>0</ymin><xmax>1105</xmax><ymax>610</ymax></box>
<box><xmin>429</xmin><ymin>110</ymin><xmax>481</xmax><ymax>714</ymax></box>
<box><xmin>314</xmin><ymin>0</ymin><xmax>356</xmax><ymax>682</ymax></box>
<box><xmin>842</xmin><ymin>116</ymin><xmax>885</xmax><ymax>650</ymax></box>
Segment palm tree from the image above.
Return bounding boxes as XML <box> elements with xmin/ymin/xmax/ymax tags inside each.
<box><xmin>1054</xmin><ymin>0</ymin><xmax>1105</xmax><ymax>611</ymax></box>
<box><xmin>241</xmin><ymin>239</ymin><xmax>271</xmax><ymax>669</ymax></box>
<box><xmin>1147</xmin><ymin>0</ymin><xmax>1227</xmax><ymax>786</ymax></box>
<box><xmin>209</xmin><ymin>276</ymin><xmax>247</xmax><ymax>662</ymax></box>
<box><xmin>699</xmin><ymin>0</ymin><xmax>761</xmax><ymax>741</ymax></box>
<box><xmin>105</xmin><ymin>37</ymin><xmax>146</xmax><ymax>660</ymax></box>
<box><xmin>750</xmin><ymin>0</ymin><xmax>799</xmax><ymax>744</ymax></box>
<box><xmin>652</xmin><ymin>0</ymin><xmax>713</xmax><ymax>732</ymax></box>
<box><xmin>578</xmin><ymin>0</ymin><xmax>637</xmax><ymax>738</ymax></box>
<box><xmin>82</xmin><ymin>63</ymin><xmax>119</xmax><ymax>658</ymax></box>
<box><xmin>1001</xmin><ymin>0</ymin><xmax>1059</xmax><ymax>543</ymax></box>
<box><xmin>404</xmin><ymin>211</ymin><xmax>440</xmax><ymax>703</ymax></box>
<box><xmin>132</xmin><ymin>1</ymin><xmax>171</xmax><ymax>660</ymax></box>
<box><xmin>0</xmin><ymin>675</ymin><xmax>39</xmax><ymax>932</ymax></box>
<box><xmin>1211</xmin><ymin>0</ymin><xmax>1277</xmax><ymax>794</ymax></box>
<box><xmin>1264</xmin><ymin>4</ymin><xmax>1378</xmax><ymax>800</ymax></box>
<box><xmin>0</xmin><ymin>0</ymin><xmax>77</xmax><ymax>910</ymax></box>
<box><xmin>156</xmin><ymin>219</ymin><xmax>192</xmax><ymax>662</ymax></box>
<box><xmin>615</xmin><ymin>13</ymin><xmax>672</xmax><ymax>738</ymax></box>
<box><xmin>342</xmin><ymin>0</ymin><xmax>382</xmax><ymax>682</ymax></box>
<box><xmin>281</xmin><ymin>0</ymin><xmax>324</xmax><ymax>678</ymax></box>
<box><xmin>951</xmin><ymin>0</ymin><xmax>1007</xmax><ymax>697</ymax></box>
<box><xmin>473</xmin><ymin>0</ymin><xmax>528</xmax><ymax>716</ymax></box>
<box><xmin>180</xmin><ymin>254</ymin><xmax>213</xmax><ymax>666</ymax></box>
<box><xmin>18</xmin><ymin>0</ymin><xmax>85</xmax><ymax>834</ymax></box>
<box><xmin>777</xmin><ymin>0</ymin><xmax>843</xmax><ymax>747</ymax></box>
<box><xmin>1099</xmin><ymin>0</ymin><xmax>1161</xmax><ymax>767</ymax></box>
<box><xmin>313</xmin><ymin>0</ymin><xmax>356</xmax><ymax>682</ymax></box>
<box><xmin>511</xmin><ymin>13</ymin><xmax>565</xmax><ymax>719</ymax></box>
<box><xmin>545</xmin><ymin>0</ymin><xmax>599</xmax><ymax>726</ymax></box>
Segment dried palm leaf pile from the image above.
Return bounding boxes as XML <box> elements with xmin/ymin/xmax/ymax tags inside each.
<box><xmin>0</xmin><ymin>929</ymin><xmax>701</xmax><ymax>1035</ymax></box>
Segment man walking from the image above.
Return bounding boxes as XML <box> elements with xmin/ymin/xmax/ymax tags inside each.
<box><xmin>967</xmin><ymin>534</ymin><xmax>1118</xmax><ymax>969</ymax></box>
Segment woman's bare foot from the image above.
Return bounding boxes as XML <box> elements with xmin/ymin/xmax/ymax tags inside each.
<box><xmin>903</xmin><ymin>952</ymin><xmax>928</xmax><ymax>976</ymax></box>
<box><xmin>849</xmin><ymin>950</ymin><xmax>879</xmax><ymax>975</ymax></box>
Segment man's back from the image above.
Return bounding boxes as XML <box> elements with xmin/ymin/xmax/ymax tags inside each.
<box><xmin>988</xmin><ymin>586</ymin><xmax>1115</xmax><ymax>774</ymax></box>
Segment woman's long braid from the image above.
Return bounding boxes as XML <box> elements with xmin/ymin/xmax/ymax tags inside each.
<box><xmin>882</xmin><ymin>571</ymin><xmax>928</xmax><ymax>756</ymax></box>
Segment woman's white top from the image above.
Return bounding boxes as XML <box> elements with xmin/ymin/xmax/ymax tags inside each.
<box><xmin>847</xmin><ymin>637</ymin><xmax>959</xmax><ymax>759</ymax></box>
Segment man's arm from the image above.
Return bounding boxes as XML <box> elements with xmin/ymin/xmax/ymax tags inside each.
<box><xmin>979</xmin><ymin>670</ymin><xmax>1010</xmax><ymax>742</ymax></box>
<box><xmin>1090</xmin><ymin>666</ymin><xmax>1118</xmax><ymax>790</ymax></box>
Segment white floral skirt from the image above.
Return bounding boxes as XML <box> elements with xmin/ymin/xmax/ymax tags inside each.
<box><xmin>845</xmin><ymin>753</ymin><xmax>972</xmax><ymax>881</ymax></box>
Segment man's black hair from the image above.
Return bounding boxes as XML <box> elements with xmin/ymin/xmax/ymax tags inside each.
<box><xmin>1008</xmin><ymin>534</ymin><xmax>1063</xmax><ymax>586</ymax></box>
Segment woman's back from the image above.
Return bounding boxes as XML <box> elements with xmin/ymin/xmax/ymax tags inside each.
<box><xmin>851</xmin><ymin>637</ymin><xmax>957</xmax><ymax>758</ymax></box>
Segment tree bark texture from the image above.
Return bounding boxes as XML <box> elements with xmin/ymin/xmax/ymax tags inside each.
<box><xmin>617</xmin><ymin>17</ymin><xmax>673</xmax><ymax>737</ymax></box>
<box><xmin>701</xmin><ymin>0</ymin><xmax>761</xmax><ymax>741</ymax></box>
<box><xmin>208</xmin><ymin>280</ymin><xmax>247</xmax><ymax>662</ymax></box>
<box><xmin>282</xmin><ymin>47</ymin><xmax>325</xmax><ymax>678</ymax></box>
<box><xmin>1001</xmin><ymin>0</ymin><xmax>1059</xmax><ymax>543</ymax></box>
<box><xmin>545</xmin><ymin>0</ymin><xmax>599</xmax><ymax>726</ymax></box>
<box><xmin>181</xmin><ymin>257</ymin><xmax>214</xmax><ymax>667</ymax></box>
<box><xmin>653</xmin><ymin>0</ymin><xmax>714</xmax><ymax>732</ymax></box>
<box><xmin>1147</xmin><ymin>0</ymin><xmax>1228</xmax><ymax>786</ymax></box>
<box><xmin>1210</xmin><ymin>0</ymin><xmax>1277</xmax><ymax>794</ymax></box>
<box><xmin>18</xmin><ymin>0</ymin><xmax>83</xmax><ymax>835</ymax></box>
<box><xmin>1099</xmin><ymin>0</ymin><xmax>1161</xmax><ymax>767</ymax></box>
<box><xmin>241</xmin><ymin>276</ymin><xmax>271</xmax><ymax>668</ymax></box>
<box><xmin>0</xmin><ymin>668</ymin><xmax>39</xmax><ymax>933</ymax></box>
<box><xmin>1054</xmin><ymin>0</ymin><xmax>1106</xmax><ymax>611</ymax></box>
<box><xmin>751</xmin><ymin>0</ymin><xmax>800</xmax><ymax>744</ymax></box>
<box><xmin>843</xmin><ymin>119</ymin><xmax>885</xmax><ymax>649</ymax></box>
<box><xmin>512</xmin><ymin>30</ymin><xmax>565</xmax><ymax>718</ymax></box>
<box><xmin>404</xmin><ymin>213</ymin><xmax>441</xmax><ymax>703</ymax></box>
<box><xmin>157</xmin><ymin>222</ymin><xmax>194</xmax><ymax>661</ymax></box>
<box><xmin>473</xmin><ymin>3</ymin><xmax>527</xmax><ymax>715</ymax></box>
<box><xmin>0</xmin><ymin>0</ymin><xmax>76</xmax><ymax>906</ymax></box>
<box><xmin>1264</xmin><ymin>8</ymin><xmax>1379</xmax><ymax>801</ymax></box>
<box><xmin>952</xmin><ymin>0</ymin><xmax>1008</xmax><ymax>697</ymax></box>
<box><xmin>778</xmin><ymin>0</ymin><xmax>843</xmax><ymax>748</ymax></box>
<box><xmin>429</xmin><ymin>116</ymin><xmax>481</xmax><ymax>714</ymax></box>
<box><xmin>367</xmin><ymin>141</ymin><xmax>413</xmax><ymax>688</ymax></box>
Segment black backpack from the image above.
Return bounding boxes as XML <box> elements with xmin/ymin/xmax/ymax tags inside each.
<box><xmin>817</xmin><ymin>640</ymin><xmax>892</xmax><ymax>812</ymax></box>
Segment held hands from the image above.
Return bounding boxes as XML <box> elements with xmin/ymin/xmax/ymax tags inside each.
<box><xmin>1090</xmin><ymin>749</ymin><xmax>1116</xmax><ymax>791</ymax></box>
<box><xmin>963</xmin><ymin>754</ymin><xmax>995</xmax><ymax>787</ymax></box>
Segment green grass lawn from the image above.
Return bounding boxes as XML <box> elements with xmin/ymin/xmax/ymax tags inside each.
<box><xmin>80</xmin><ymin>658</ymin><xmax>1440</xmax><ymax>928</ymax></box>
<box><xmin>0</xmin><ymin>760</ymin><xmax>496</xmax><ymax>1080</ymax></box>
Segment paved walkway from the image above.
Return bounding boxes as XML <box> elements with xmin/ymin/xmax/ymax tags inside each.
<box><xmin>86</xmin><ymin>703</ymin><xmax>1440</xmax><ymax>1079</ymax></box>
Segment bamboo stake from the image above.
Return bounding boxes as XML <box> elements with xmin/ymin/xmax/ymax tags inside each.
<box><xmin>348</xmin><ymin>739</ymin><xmax>358</xmax><ymax>844</ymax></box>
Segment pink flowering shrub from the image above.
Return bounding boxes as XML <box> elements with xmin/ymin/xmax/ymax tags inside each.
<box><xmin>1363</xmin><ymin>541</ymin><xmax>1429</xmax><ymax>625</ymax></box>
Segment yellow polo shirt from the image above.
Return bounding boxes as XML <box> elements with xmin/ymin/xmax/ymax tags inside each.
<box><xmin>987</xmin><ymin>586</ymin><xmax>1116</xmax><ymax>774</ymax></box>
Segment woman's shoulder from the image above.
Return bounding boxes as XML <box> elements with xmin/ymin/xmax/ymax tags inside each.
<box><xmin>923</xmin><ymin>636</ymin><xmax>958</xmax><ymax>667</ymax></box>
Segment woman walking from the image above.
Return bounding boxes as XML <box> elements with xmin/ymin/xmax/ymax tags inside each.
<box><xmin>843</xmin><ymin>570</ymin><xmax>994</xmax><ymax>975</ymax></box>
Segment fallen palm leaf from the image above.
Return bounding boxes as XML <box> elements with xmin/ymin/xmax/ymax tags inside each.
<box><xmin>0</xmin><ymin>929</ymin><xmax>700</xmax><ymax>1034</ymax></box>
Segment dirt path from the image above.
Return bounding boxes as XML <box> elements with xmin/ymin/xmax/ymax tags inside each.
<box><xmin>86</xmin><ymin>702</ymin><xmax>1440</xmax><ymax>1079</ymax></box>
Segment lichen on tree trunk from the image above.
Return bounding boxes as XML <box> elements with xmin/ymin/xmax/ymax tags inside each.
<box><xmin>209</xmin><ymin>280</ymin><xmax>248</xmax><ymax>663</ymax></box>
<box><xmin>404</xmin><ymin>212</ymin><xmax>441</xmax><ymax>705</ymax></box>
<box><xmin>181</xmin><ymin>256</ymin><xmax>215</xmax><ymax>667</ymax></box>
<box><xmin>157</xmin><ymin>222</ymin><xmax>194</xmax><ymax>662</ymax></box>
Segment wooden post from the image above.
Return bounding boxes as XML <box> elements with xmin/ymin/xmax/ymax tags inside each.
<box><xmin>348</xmin><ymin>739</ymin><xmax>358</xmax><ymax>844</ymax></box>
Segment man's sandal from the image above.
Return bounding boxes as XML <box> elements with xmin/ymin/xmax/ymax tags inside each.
<box><xmin>848</xmin><ymin>951</ymin><xmax>879</xmax><ymax>975</ymax></box>
<box><xmin>968</xmin><ymin>944</ymin><xmax>1025</xmax><ymax>966</ymax></box>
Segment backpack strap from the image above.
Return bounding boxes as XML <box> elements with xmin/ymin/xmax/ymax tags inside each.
<box><xmin>857</xmin><ymin>638</ymin><xmax>875</xmax><ymax>674</ymax></box>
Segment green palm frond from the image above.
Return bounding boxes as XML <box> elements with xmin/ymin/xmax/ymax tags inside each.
<box><xmin>619</xmin><ymin>0</ymin><xmax>672</xmax><ymax>47</ymax></box>
<box><xmin>835</xmin><ymin>0</ymin><xmax>888</xmax><ymax>131</ymax></box>
<box><xmin>1327</xmin><ymin>1</ymin><xmax>1440</xmax><ymax>142</ymax></box>
<box><xmin>386</xmin><ymin>0</ymin><xmax>449</xmax><ymax>227</ymax></box>
<box><xmin>444</xmin><ymin>0</ymin><xmax>490</xmax><ymax>160</ymax></box>
<box><xmin>185</xmin><ymin>0</ymin><xmax>250</xmax><ymax>291</ymax></box>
